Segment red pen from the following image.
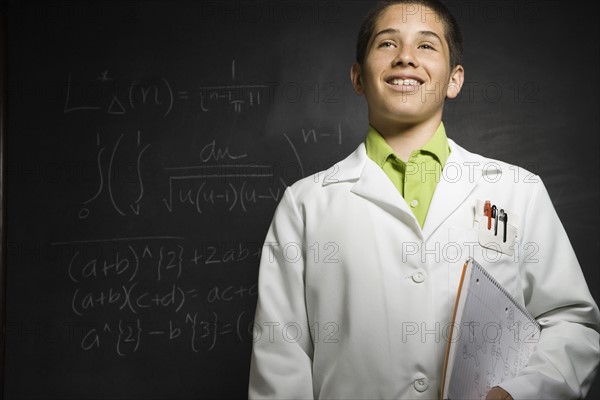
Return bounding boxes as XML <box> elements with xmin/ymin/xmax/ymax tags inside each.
<box><xmin>484</xmin><ymin>200</ymin><xmax>492</xmax><ymax>230</ymax></box>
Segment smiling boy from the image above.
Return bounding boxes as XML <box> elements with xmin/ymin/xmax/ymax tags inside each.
<box><xmin>350</xmin><ymin>1</ymin><xmax>463</xmax><ymax>163</ymax></box>
<box><xmin>248</xmin><ymin>1</ymin><xmax>600</xmax><ymax>399</ymax></box>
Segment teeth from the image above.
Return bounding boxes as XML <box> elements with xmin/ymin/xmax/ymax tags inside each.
<box><xmin>389</xmin><ymin>78</ymin><xmax>420</xmax><ymax>86</ymax></box>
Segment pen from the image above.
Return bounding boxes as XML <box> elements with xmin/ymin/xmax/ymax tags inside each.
<box><xmin>499</xmin><ymin>209</ymin><xmax>508</xmax><ymax>243</ymax></box>
<box><xmin>484</xmin><ymin>200</ymin><xmax>492</xmax><ymax>230</ymax></box>
<box><xmin>492</xmin><ymin>205</ymin><xmax>498</xmax><ymax>236</ymax></box>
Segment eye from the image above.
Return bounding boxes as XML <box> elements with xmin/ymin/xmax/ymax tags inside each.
<box><xmin>418</xmin><ymin>43</ymin><xmax>436</xmax><ymax>50</ymax></box>
<box><xmin>378</xmin><ymin>41</ymin><xmax>396</xmax><ymax>48</ymax></box>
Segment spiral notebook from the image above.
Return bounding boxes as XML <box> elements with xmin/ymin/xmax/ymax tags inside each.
<box><xmin>440</xmin><ymin>257</ymin><xmax>541</xmax><ymax>400</ymax></box>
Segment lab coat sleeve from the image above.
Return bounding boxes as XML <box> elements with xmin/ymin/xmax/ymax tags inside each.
<box><xmin>500</xmin><ymin>179</ymin><xmax>600</xmax><ymax>399</ymax></box>
<box><xmin>248</xmin><ymin>187</ymin><xmax>314</xmax><ymax>399</ymax></box>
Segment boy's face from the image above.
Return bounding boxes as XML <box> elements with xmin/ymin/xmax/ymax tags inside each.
<box><xmin>351</xmin><ymin>4</ymin><xmax>463</xmax><ymax>129</ymax></box>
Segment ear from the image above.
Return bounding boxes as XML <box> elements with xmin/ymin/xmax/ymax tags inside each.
<box><xmin>446</xmin><ymin>64</ymin><xmax>465</xmax><ymax>99</ymax></box>
<box><xmin>351</xmin><ymin>62</ymin><xmax>364</xmax><ymax>95</ymax></box>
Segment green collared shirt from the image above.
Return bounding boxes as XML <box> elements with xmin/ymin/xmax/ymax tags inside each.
<box><xmin>365</xmin><ymin>123</ymin><xmax>451</xmax><ymax>228</ymax></box>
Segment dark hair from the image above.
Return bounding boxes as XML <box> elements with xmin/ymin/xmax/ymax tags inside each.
<box><xmin>355</xmin><ymin>0</ymin><xmax>463</xmax><ymax>69</ymax></box>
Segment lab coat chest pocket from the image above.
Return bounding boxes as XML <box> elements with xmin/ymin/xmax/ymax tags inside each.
<box><xmin>466</xmin><ymin>201</ymin><xmax>519</xmax><ymax>292</ymax></box>
<box><xmin>474</xmin><ymin>200</ymin><xmax>519</xmax><ymax>257</ymax></box>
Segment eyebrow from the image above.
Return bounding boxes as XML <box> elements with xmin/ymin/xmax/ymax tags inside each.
<box><xmin>372</xmin><ymin>28</ymin><xmax>443</xmax><ymax>44</ymax></box>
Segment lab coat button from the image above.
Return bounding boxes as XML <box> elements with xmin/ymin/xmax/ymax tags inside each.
<box><xmin>412</xmin><ymin>269</ymin><xmax>426</xmax><ymax>283</ymax></box>
<box><xmin>414</xmin><ymin>377</ymin><xmax>428</xmax><ymax>392</ymax></box>
<box><xmin>410</xmin><ymin>199</ymin><xmax>419</xmax><ymax>208</ymax></box>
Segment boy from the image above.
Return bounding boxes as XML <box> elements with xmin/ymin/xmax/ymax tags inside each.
<box><xmin>249</xmin><ymin>1</ymin><xmax>600</xmax><ymax>399</ymax></box>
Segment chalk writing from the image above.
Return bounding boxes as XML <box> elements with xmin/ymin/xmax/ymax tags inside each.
<box><xmin>67</xmin><ymin>242</ymin><xmax>263</xmax><ymax>283</ymax></box>
<box><xmin>300</xmin><ymin>123</ymin><xmax>343</xmax><ymax>145</ymax></box>
<box><xmin>71</xmin><ymin>282</ymin><xmax>190</xmax><ymax>316</ymax></box>
<box><xmin>76</xmin><ymin>131</ymin><xmax>298</xmax><ymax>217</ymax></box>
<box><xmin>61</xmin><ymin>237</ymin><xmax>260</xmax><ymax>356</ymax></box>
<box><xmin>282</xmin><ymin>123</ymin><xmax>344</xmax><ymax>178</ymax></box>
<box><xmin>67</xmin><ymin>245</ymin><xmax>139</xmax><ymax>283</ymax></box>
<box><xmin>64</xmin><ymin>62</ymin><xmax>267</xmax><ymax>116</ymax></box>
<box><xmin>79</xmin><ymin>131</ymin><xmax>150</xmax><ymax>218</ymax></box>
<box><xmin>57</xmin><ymin>65</ymin><xmax>349</xmax><ymax>365</ymax></box>
<box><xmin>79</xmin><ymin>311</ymin><xmax>253</xmax><ymax>355</ymax></box>
<box><xmin>207</xmin><ymin>284</ymin><xmax>258</xmax><ymax>303</ymax></box>
<box><xmin>162</xmin><ymin>175</ymin><xmax>286</xmax><ymax>213</ymax></box>
<box><xmin>199</xmin><ymin>140</ymin><xmax>247</xmax><ymax>163</ymax></box>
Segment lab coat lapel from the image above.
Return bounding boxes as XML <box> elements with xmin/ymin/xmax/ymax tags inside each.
<box><xmin>421</xmin><ymin>140</ymin><xmax>482</xmax><ymax>241</ymax></box>
<box><xmin>349</xmin><ymin>153</ymin><xmax>422</xmax><ymax>237</ymax></box>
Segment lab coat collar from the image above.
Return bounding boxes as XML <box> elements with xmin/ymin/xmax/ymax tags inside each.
<box><xmin>322</xmin><ymin>143</ymin><xmax>422</xmax><ymax>237</ymax></box>
<box><xmin>353</xmin><ymin>155</ymin><xmax>422</xmax><ymax>234</ymax></box>
<box><xmin>422</xmin><ymin>139</ymin><xmax>490</xmax><ymax>241</ymax></box>
<box><xmin>322</xmin><ymin>139</ymin><xmax>497</xmax><ymax>241</ymax></box>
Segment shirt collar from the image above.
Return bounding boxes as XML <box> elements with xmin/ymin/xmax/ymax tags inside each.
<box><xmin>365</xmin><ymin>125</ymin><xmax>395</xmax><ymax>168</ymax></box>
<box><xmin>365</xmin><ymin>122</ymin><xmax>451</xmax><ymax>167</ymax></box>
<box><xmin>421</xmin><ymin>122</ymin><xmax>451</xmax><ymax>167</ymax></box>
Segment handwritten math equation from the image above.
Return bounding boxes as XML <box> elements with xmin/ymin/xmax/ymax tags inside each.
<box><xmin>67</xmin><ymin>241</ymin><xmax>263</xmax><ymax>284</ymax></box>
<box><xmin>64</xmin><ymin>63</ymin><xmax>340</xmax><ymax>117</ymax></box>
<box><xmin>64</xmin><ymin>62</ymin><xmax>266</xmax><ymax>116</ymax></box>
<box><xmin>79</xmin><ymin>313</ymin><xmax>340</xmax><ymax>356</ymax></box>
<box><xmin>63</xmin><ymin>239</ymin><xmax>260</xmax><ymax>355</ymax></box>
<box><xmin>80</xmin><ymin>311</ymin><xmax>253</xmax><ymax>356</ymax></box>
<box><xmin>76</xmin><ymin>124</ymin><xmax>343</xmax><ymax>218</ymax></box>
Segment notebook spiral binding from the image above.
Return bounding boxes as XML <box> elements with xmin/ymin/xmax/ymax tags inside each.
<box><xmin>468</xmin><ymin>257</ymin><xmax>542</xmax><ymax>331</ymax></box>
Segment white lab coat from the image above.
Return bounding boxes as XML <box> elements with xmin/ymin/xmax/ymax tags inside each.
<box><xmin>248</xmin><ymin>139</ymin><xmax>600</xmax><ymax>399</ymax></box>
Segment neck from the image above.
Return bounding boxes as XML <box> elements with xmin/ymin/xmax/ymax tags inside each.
<box><xmin>371</xmin><ymin>118</ymin><xmax>442</xmax><ymax>161</ymax></box>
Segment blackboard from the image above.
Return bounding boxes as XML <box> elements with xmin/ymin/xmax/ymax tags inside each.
<box><xmin>2</xmin><ymin>1</ymin><xmax>599</xmax><ymax>399</ymax></box>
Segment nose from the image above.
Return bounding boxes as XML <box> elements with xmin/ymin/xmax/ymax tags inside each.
<box><xmin>392</xmin><ymin>45</ymin><xmax>419</xmax><ymax>67</ymax></box>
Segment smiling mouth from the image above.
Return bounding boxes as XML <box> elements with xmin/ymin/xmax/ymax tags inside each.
<box><xmin>386</xmin><ymin>78</ymin><xmax>422</xmax><ymax>86</ymax></box>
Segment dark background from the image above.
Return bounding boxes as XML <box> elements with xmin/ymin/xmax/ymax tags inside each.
<box><xmin>2</xmin><ymin>1</ymin><xmax>599</xmax><ymax>399</ymax></box>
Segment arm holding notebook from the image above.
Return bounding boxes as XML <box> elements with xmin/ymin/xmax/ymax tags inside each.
<box><xmin>496</xmin><ymin>179</ymin><xmax>600</xmax><ymax>399</ymax></box>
